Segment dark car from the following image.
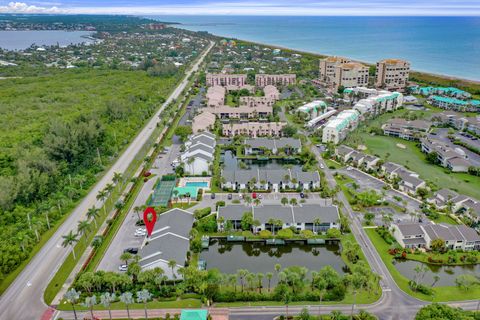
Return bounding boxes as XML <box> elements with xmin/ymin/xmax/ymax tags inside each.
<box><xmin>300</xmin><ymin>192</ymin><xmax>305</xmax><ymax>198</ymax></box>
<box><xmin>124</xmin><ymin>247</ymin><xmax>139</xmax><ymax>254</ymax></box>
<box><xmin>227</xmin><ymin>193</ymin><xmax>233</xmax><ymax>200</ymax></box>
<box><xmin>211</xmin><ymin>193</ymin><xmax>216</xmax><ymax>199</ymax></box>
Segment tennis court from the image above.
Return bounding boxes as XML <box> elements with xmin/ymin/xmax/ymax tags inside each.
<box><xmin>150</xmin><ymin>176</ymin><xmax>176</xmax><ymax>207</ymax></box>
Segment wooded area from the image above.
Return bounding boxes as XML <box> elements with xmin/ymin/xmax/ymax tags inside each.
<box><xmin>0</xmin><ymin>67</ymin><xmax>178</xmax><ymax>281</ymax></box>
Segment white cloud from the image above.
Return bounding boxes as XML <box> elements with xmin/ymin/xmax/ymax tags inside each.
<box><xmin>0</xmin><ymin>1</ymin><xmax>66</xmax><ymax>13</ymax></box>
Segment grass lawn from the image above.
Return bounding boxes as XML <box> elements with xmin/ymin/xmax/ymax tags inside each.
<box><xmin>57</xmin><ymin>298</ymin><xmax>201</xmax><ymax>311</ymax></box>
<box><xmin>346</xmin><ymin>134</ymin><xmax>480</xmax><ymax>199</ymax></box>
<box><xmin>431</xmin><ymin>214</ymin><xmax>460</xmax><ymax>225</ymax></box>
<box><xmin>364</xmin><ymin>228</ymin><xmax>480</xmax><ymax>302</ymax></box>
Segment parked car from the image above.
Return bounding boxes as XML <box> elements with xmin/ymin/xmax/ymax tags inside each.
<box><xmin>124</xmin><ymin>248</ymin><xmax>139</xmax><ymax>254</ymax></box>
<box><xmin>227</xmin><ymin>193</ymin><xmax>232</xmax><ymax>200</ymax></box>
<box><xmin>300</xmin><ymin>192</ymin><xmax>305</xmax><ymax>199</ymax></box>
<box><xmin>320</xmin><ymin>164</ymin><xmax>325</xmax><ymax>169</ymax></box>
<box><xmin>211</xmin><ymin>193</ymin><xmax>216</xmax><ymax>199</ymax></box>
<box><xmin>258</xmin><ymin>194</ymin><xmax>263</xmax><ymax>199</ymax></box>
<box><xmin>134</xmin><ymin>230</ymin><xmax>146</xmax><ymax>237</ymax></box>
<box><xmin>252</xmin><ymin>192</ymin><xmax>257</xmax><ymax>199</ymax></box>
<box><xmin>118</xmin><ymin>264</ymin><xmax>128</xmax><ymax>272</ymax></box>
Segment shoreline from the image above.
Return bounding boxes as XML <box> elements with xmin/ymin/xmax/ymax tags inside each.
<box><xmin>174</xmin><ymin>24</ymin><xmax>480</xmax><ymax>85</ymax></box>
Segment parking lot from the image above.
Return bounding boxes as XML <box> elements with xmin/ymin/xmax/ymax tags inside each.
<box><xmin>337</xmin><ymin>167</ymin><xmax>421</xmax><ymax>213</ymax></box>
<box><xmin>97</xmin><ymin>143</ymin><xmax>180</xmax><ymax>272</ymax></box>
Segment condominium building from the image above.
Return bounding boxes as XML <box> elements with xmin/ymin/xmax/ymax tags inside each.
<box><xmin>255</xmin><ymin>74</ymin><xmax>296</xmax><ymax>87</ymax></box>
<box><xmin>333</xmin><ymin>62</ymin><xmax>369</xmax><ymax>90</ymax></box>
<box><xmin>240</xmin><ymin>96</ymin><xmax>275</xmax><ymax>108</ymax></box>
<box><xmin>209</xmin><ymin>104</ymin><xmax>272</xmax><ymax>120</ymax></box>
<box><xmin>263</xmin><ymin>85</ymin><xmax>280</xmax><ymax>101</ymax></box>
<box><xmin>192</xmin><ymin>110</ymin><xmax>216</xmax><ymax>134</ymax></box>
<box><xmin>206</xmin><ymin>86</ymin><xmax>226</xmax><ymax>107</ymax></box>
<box><xmin>322</xmin><ymin>109</ymin><xmax>360</xmax><ymax>144</ymax></box>
<box><xmin>353</xmin><ymin>91</ymin><xmax>403</xmax><ymax>116</ymax></box>
<box><xmin>222</xmin><ymin>122</ymin><xmax>286</xmax><ymax>138</ymax></box>
<box><xmin>206</xmin><ymin>73</ymin><xmax>247</xmax><ymax>87</ymax></box>
<box><xmin>319</xmin><ymin>56</ymin><xmax>350</xmax><ymax>83</ymax></box>
<box><xmin>375</xmin><ymin>59</ymin><xmax>410</xmax><ymax>91</ymax></box>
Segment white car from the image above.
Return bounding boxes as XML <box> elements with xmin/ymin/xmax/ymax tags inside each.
<box><xmin>347</xmin><ymin>166</ymin><xmax>353</xmax><ymax>171</ymax></box>
<box><xmin>320</xmin><ymin>164</ymin><xmax>325</xmax><ymax>169</ymax></box>
<box><xmin>136</xmin><ymin>228</ymin><xmax>146</xmax><ymax>232</ymax></box>
<box><xmin>118</xmin><ymin>264</ymin><xmax>128</xmax><ymax>272</ymax></box>
<box><xmin>134</xmin><ymin>230</ymin><xmax>146</xmax><ymax>237</ymax></box>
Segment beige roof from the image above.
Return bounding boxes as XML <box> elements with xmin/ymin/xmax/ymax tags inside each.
<box><xmin>192</xmin><ymin>110</ymin><xmax>216</xmax><ymax>133</ymax></box>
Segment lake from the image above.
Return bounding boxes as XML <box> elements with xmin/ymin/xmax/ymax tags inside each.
<box><xmin>222</xmin><ymin>150</ymin><xmax>302</xmax><ymax>171</ymax></box>
<box><xmin>0</xmin><ymin>30</ymin><xmax>96</xmax><ymax>50</ymax></box>
<box><xmin>200</xmin><ymin>239</ymin><xmax>346</xmax><ymax>280</ymax></box>
<box><xmin>394</xmin><ymin>259</ymin><xmax>480</xmax><ymax>287</ymax></box>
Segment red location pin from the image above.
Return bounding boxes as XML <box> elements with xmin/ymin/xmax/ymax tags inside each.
<box><xmin>143</xmin><ymin>207</ymin><xmax>157</xmax><ymax>237</ymax></box>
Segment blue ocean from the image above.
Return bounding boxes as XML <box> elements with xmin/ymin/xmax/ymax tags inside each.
<box><xmin>151</xmin><ymin>16</ymin><xmax>480</xmax><ymax>81</ymax></box>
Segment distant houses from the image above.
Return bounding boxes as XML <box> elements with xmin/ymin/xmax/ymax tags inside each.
<box><xmin>217</xmin><ymin>204</ymin><xmax>340</xmax><ymax>233</ymax></box>
<box><xmin>221</xmin><ymin>168</ymin><xmax>320</xmax><ymax>192</ymax></box>
<box><xmin>428</xmin><ymin>189</ymin><xmax>480</xmax><ymax>223</ymax></box>
<box><xmin>420</xmin><ymin>137</ymin><xmax>472</xmax><ymax>173</ymax></box>
<box><xmin>382</xmin><ymin>118</ymin><xmax>432</xmax><ymax>141</ymax></box>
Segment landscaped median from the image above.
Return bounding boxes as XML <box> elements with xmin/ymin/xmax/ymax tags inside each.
<box><xmin>364</xmin><ymin>227</ymin><xmax>480</xmax><ymax>302</ymax></box>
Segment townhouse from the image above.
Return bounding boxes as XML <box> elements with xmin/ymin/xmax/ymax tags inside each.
<box><xmin>392</xmin><ymin>222</ymin><xmax>480</xmax><ymax>251</ymax></box>
<box><xmin>221</xmin><ymin>168</ymin><xmax>320</xmax><ymax>192</ymax></box>
<box><xmin>420</xmin><ymin>137</ymin><xmax>472</xmax><ymax>172</ymax></box>
<box><xmin>375</xmin><ymin>59</ymin><xmax>410</xmax><ymax>91</ymax></box>
<box><xmin>255</xmin><ymin>74</ymin><xmax>296</xmax><ymax>87</ymax></box>
<box><xmin>244</xmin><ymin>137</ymin><xmax>302</xmax><ymax>155</ymax></box>
<box><xmin>380</xmin><ymin>162</ymin><xmax>426</xmax><ymax>194</ymax></box>
<box><xmin>222</xmin><ymin>121</ymin><xmax>286</xmax><ymax>138</ymax></box>
<box><xmin>297</xmin><ymin>100</ymin><xmax>328</xmax><ymax>120</ymax></box>
<box><xmin>428</xmin><ymin>189</ymin><xmax>480</xmax><ymax>222</ymax></box>
<box><xmin>334</xmin><ymin>146</ymin><xmax>380</xmax><ymax>171</ymax></box>
<box><xmin>382</xmin><ymin>118</ymin><xmax>432</xmax><ymax>141</ymax></box>
<box><xmin>217</xmin><ymin>204</ymin><xmax>340</xmax><ymax>233</ymax></box>
<box><xmin>139</xmin><ymin>208</ymin><xmax>194</xmax><ymax>279</ymax></box>
<box><xmin>175</xmin><ymin>132</ymin><xmax>216</xmax><ymax>175</ymax></box>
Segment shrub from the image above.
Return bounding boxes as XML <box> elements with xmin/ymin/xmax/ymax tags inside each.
<box><xmin>277</xmin><ymin>228</ymin><xmax>294</xmax><ymax>239</ymax></box>
<box><xmin>193</xmin><ymin>207</ymin><xmax>211</xmax><ymax>219</ymax></box>
<box><xmin>300</xmin><ymin>230</ymin><xmax>314</xmax><ymax>238</ymax></box>
<box><xmin>259</xmin><ymin>230</ymin><xmax>272</xmax><ymax>238</ymax></box>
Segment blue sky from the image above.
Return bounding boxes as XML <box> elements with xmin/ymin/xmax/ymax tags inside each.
<box><xmin>1</xmin><ymin>1</ymin><xmax>480</xmax><ymax>15</ymax></box>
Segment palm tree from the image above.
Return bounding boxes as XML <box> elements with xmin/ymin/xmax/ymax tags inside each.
<box><xmin>281</xmin><ymin>197</ymin><xmax>288</xmax><ymax>206</ymax></box>
<box><xmin>290</xmin><ymin>198</ymin><xmax>298</xmax><ymax>206</ymax></box>
<box><xmin>237</xmin><ymin>269</ymin><xmax>248</xmax><ymax>292</ymax></box>
<box><xmin>96</xmin><ymin>190</ymin><xmax>108</xmax><ymax>214</ymax></box>
<box><xmin>133</xmin><ymin>206</ymin><xmax>142</xmax><ymax>221</ymax></box>
<box><xmin>62</xmin><ymin>230</ymin><xmax>79</xmax><ymax>260</ymax></box>
<box><xmin>168</xmin><ymin>259</ymin><xmax>177</xmax><ymax>279</ymax></box>
<box><xmin>82</xmin><ymin>295</ymin><xmax>97</xmax><ymax>320</ymax></box>
<box><xmin>136</xmin><ymin>289</ymin><xmax>152</xmax><ymax>320</ymax></box>
<box><xmin>120</xmin><ymin>292</ymin><xmax>134</xmax><ymax>320</ymax></box>
<box><xmin>173</xmin><ymin>189</ymin><xmax>179</xmax><ymax>203</ymax></box>
<box><xmin>77</xmin><ymin>220</ymin><xmax>91</xmax><ymax>243</ymax></box>
<box><xmin>266</xmin><ymin>272</ymin><xmax>273</xmax><ymax>292</ymax></box>
<box><xmin>105</xmin><ymin>183</ymin><xmax>115</xmax><ymax>204</ymax></box>
<box><xmin>256</xmin><ymin>273</ymin><xmax>264</xmax><ymax>293</ymax></box>
<box><xmin>86</xmin><ymin>206</ymin><xmax>101</xmax><ymax>227</ymax></box>
<box><xmin>313</xmin><ymin>218</ymin><xmax>321</xmax><ymax>234</ymax></box>
<box><xmin>113</xmin><ymin>172</ymin><xmax>123</xmax><ymax>186</ymax></box>
<box><xmin>120</xmin><ymin>252</ymin><xmax>133</xmax><ymax>266</ymax></box>
<box><xmin>100</xmin><ymin>292</ymin><xmax>116</xmax><ymax>320</ymax></box>
<box><xmin>64</xmin><ymin>289</ymin><xmax>80</xmax><ymax>320</ymax></box>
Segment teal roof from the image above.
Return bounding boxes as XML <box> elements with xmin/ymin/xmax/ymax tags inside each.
<box><xmin>180</xmin><ymin>310</ymin><xmax>208</xmax><ymax>320</ymax></box>
<box><xmin>431</xmin><ymin>95</ymin><xmax>468</xmax><ymax>105</ymax></box>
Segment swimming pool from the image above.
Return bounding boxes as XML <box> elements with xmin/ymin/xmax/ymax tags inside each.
<box><xmin>185</xmin><ymin>181</ymin><xmax>209</xmax><ymax>188</ymax></box>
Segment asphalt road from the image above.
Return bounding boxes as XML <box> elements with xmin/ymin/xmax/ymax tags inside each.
<box><xmin>0</xmin><ymin>41</ymin><xmax>214</xmax><ymax>320</ymax></box>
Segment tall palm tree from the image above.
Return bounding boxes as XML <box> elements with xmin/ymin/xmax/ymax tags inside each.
<box><xmin>82</xmin><ymin>295</ymin><xmax>97</xmax><ymax>320</ymax></box>
<box><xmin>62</xmin><ymin>230</ymin><xmax>79</xmax><ymax>260</ymax></box>
<box><xmin>168</xmin><ymin>260</ymin><xmax>177</xmax><ymax>279</ymax></box>
<box><xmin>136</xmin><ymin>289</ymin><xmax>152</xmax><ymax>320</ymax></box>
<box><xmin>266</xmin><ymin>272</ymin><xmax>273</xmax><ymax>292</ymax></box>
<box><xmin>105</xmin><ymin>183</ymin><xmax>115</xmax><ymax>204</ymax></box>
<box><xmin>120</xmin><ymin>292</ymin><xmax>134</xmax><ymax>320</ymax></box>
<box><xmin>77</xmin><ymin>220</ymin><xmax>91</xmax><ymax>243</ymax></box>
<box><xmin>64</xmin><ymin>289</ymin><xmax>80</xmax><ymax>320</ymax></box>
<box><xmin>133</xmin><ymin>206</ymin><xmax>142</xmax><ymax>221</ymax></box>
<box><xmin>100</xmin><ymin>292</ymin><xmax>116</xmax><ymax>320</ymax></box>
<box><xmin>237</xmin><ymin>269</ymin><xmax>248</xmax><ymax>292</ymax></box>
<box><xmin>113</xmin><ymin>172</ymin><xmax>123</xmax><ymax>186</ymax></box>
<box><xmin>256</xmin><ymin>273</ymin><xmax>264</xmax><ymax>293</ymax></box>
<box><xmin>96</xmin><ymin>190</ymin><xmax>108</xmax><ymax>215</ymax></box>
<box><xmin>313</xmin><ymin>218</ymin><xmax>321</xmax><ymax>234</ymax></box>
<box><xmin>87</xmin><ymin>206</ymin><xmax>101</xmax><ymax>227</ymax></box>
